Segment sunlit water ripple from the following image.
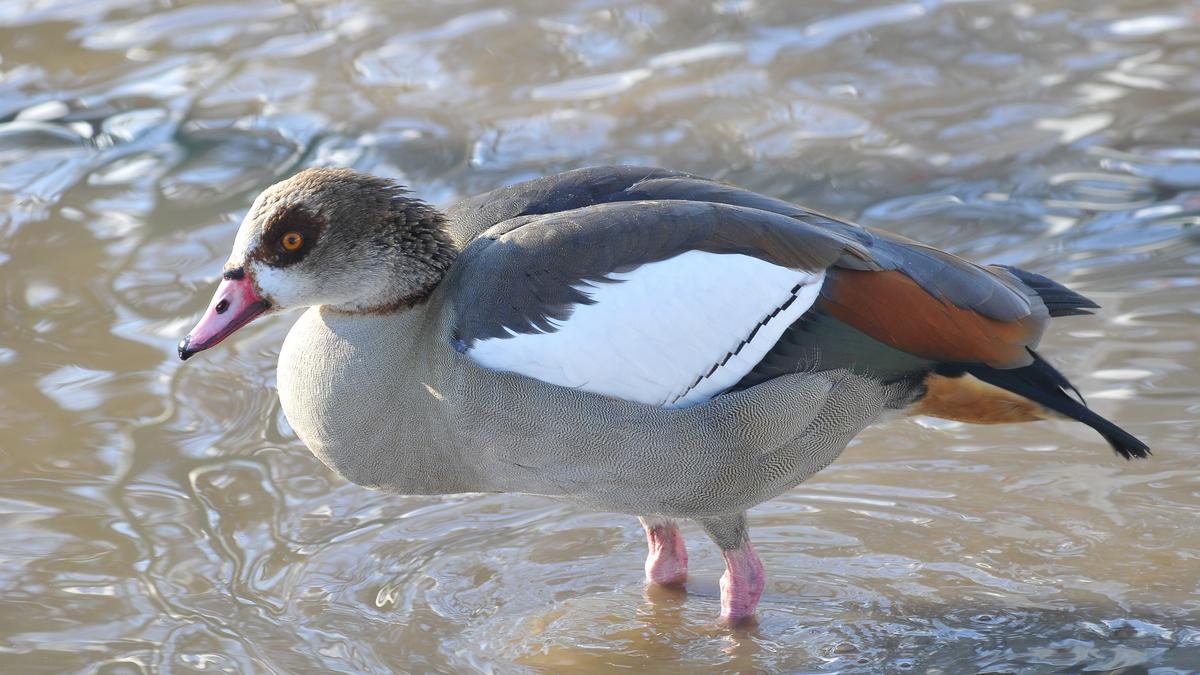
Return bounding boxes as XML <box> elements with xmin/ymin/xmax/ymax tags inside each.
<box><xmin>1</xmin><ymin>1</ymin><xmax>1198</xmax><ymax>673</ymax></box>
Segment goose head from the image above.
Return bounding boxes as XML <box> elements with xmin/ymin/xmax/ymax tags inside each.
<box><xmin>178</xmin><ymin>168</ymin><xmax>455</xmax><ymax>360</ymax></box>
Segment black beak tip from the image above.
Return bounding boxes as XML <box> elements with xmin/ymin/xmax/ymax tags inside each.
<box><xmin>178</xmin><ymin>336</ymin><xmax>195</xmax><ymax>361</ymax></box>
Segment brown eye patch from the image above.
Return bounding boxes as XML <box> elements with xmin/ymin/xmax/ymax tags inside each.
<box><xmin>256</xmin><ymin>205</ymin><xmax>324</xmax><ymax>267</ymax></box>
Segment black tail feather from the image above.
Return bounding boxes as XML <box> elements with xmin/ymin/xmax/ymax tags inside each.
<box><xmin>947</xmin><ymin>351</ymin><xmax>1150</xmax><ymax>460</ymax></box>
<box><xmin>996</xmin><ymin>265</ymin><xmax>1101</xmax><ymax>317</ymax></box>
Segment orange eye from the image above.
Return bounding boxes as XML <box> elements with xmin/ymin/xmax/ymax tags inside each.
<box><xmin>281</xmin><ymin>231</ymin><xmax>303</xmax><ymax>251</ymax></box>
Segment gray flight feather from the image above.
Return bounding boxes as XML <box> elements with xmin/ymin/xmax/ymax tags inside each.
<box><xmin>448</xmin><ymin>199</ymin><xmax>869</xmax><ymax>346</ymax></box>
<box><xmin>448</xmin><ymin>167</ymin><xmax>1041</xmax><ymax>326</ymax></box>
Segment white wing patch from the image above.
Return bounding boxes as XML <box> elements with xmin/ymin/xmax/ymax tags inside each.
<box><xmin>466</xmin><ymin>251</ymin><xmax>824</xmax><ymax>407</ymax></box>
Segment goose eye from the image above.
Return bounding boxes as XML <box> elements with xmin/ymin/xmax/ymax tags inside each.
<box><xmin>281</xmin><ymin>231</ymin><xmax>303</xmax><ymax>251</ymax></box>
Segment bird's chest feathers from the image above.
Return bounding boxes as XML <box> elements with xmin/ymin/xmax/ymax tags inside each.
<box><xmin>277</xmin><ymin>308</ymin><xmax>426</xmax><ymax>486</ymax></box>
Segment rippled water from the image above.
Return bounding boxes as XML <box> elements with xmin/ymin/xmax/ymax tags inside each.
<box><xmin>2</xmin><ymin>1</ymin><xmax>1199</xmax><ymax>672</ymax></box>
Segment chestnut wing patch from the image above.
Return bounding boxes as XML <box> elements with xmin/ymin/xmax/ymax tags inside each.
<box><xmin>819</xmin><ymin>269</ymin><xmax>1043</xmax><ymax>368</ymax></box>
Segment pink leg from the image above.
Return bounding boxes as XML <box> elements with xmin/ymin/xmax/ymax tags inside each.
<box><xmin>639</xmin><ymin>516</ymin><xmax>688</xmax><ymax>586</ymax></box>
<box><xmin>699</xmin><ymin>512</ymin><xmax>764</xmax><ymax>625</ymax></box>
<box><xmin>719</xmin><ymin>542</ymin><xmax>765</xmax><ymax>625</ymax></box>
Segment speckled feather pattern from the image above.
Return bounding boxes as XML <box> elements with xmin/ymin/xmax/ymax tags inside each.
<box><xmin>267</xmin><ymin>165</ymin><xmax>1022</xmax><ymax>514</ymax></box>
<box><xmin>277</xmin><ymin>298</ymin><xmax>917</xmax><ymax>518</ymax></box>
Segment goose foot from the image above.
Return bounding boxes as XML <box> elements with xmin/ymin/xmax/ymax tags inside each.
<box><xmin>639</xmin><ymin>516</ymin><xmax>689</xmax><ymax>586</ymax></box>
<box><xmin>698</xmin><ymin>512</ymin><xmax>764</xmax><ymax>626</ymax></box>
<box><xmin>719</xmin><ymin>542</ymin><xmax>764</xmax><ymax>625</ymax></box>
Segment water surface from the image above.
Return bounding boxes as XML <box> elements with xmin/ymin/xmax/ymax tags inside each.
<box><xmin>1</xmin><ymin>1</ymin><xmax>1199</xmax><ymax>672</ymax></box>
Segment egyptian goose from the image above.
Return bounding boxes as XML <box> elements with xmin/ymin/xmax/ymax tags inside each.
<box><xmin>179</xmin><ymin>166</ymin><xmax>1148</xmax><ymax>625</ymax></box>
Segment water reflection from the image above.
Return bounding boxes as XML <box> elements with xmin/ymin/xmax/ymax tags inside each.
<box><xmin>1</xmin><ymin>0</ymin><xmax>1198</xmax><ymax>672</ymax></box>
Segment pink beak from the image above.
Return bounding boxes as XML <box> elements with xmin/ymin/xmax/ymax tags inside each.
<box><xmin>178</xmin><ymin>269</ymin><xmax>271</xmax><ymax>360</ymax></box>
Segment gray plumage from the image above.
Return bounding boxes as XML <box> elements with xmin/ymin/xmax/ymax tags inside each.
<box><xmin>182</xmin><ymin>164</ymin><xmax>1146</xmax><ymax>623</ymax></box>
<box><xmin>279</xmin><ymin>303</ymin><xmax>917</xmax><ymax>515</ymax></box>
<box><xmin>238</xmin><ymin>165</ymin><xmax>912</xmax><ymax>508</ymax></box>
<box><xmin>448</xmin><ymin>166</ymin><xmax>1037</xmax><ymax>325</ymax></box>
<box><xmin>450</xmin><ymin>199</ymin><xmax>866</xmax><ymax>347</ymax></box>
